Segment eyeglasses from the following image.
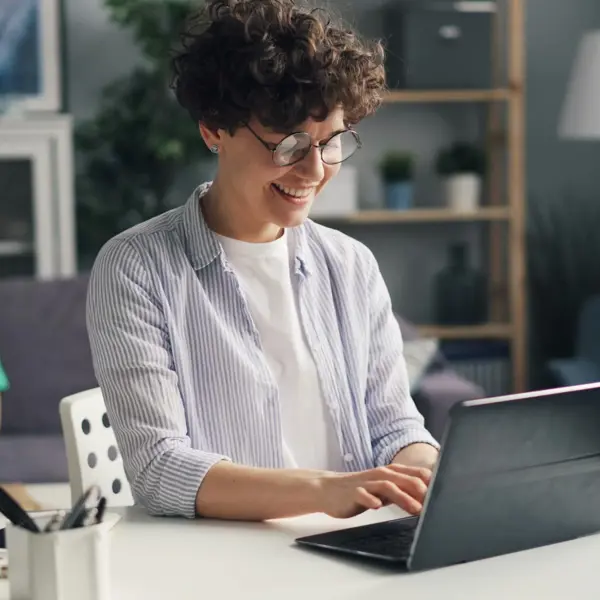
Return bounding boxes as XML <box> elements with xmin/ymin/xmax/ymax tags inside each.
<box><xmin>245</xmin><ymin>124</ymin><xmax>362</xmax><ymax>168</ymax></box>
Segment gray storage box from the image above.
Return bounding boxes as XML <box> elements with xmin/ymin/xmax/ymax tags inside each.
<box><xmin>383</xmin><ymin>0</ymin><xmax>494</xmax><ymax>89</ymax></box>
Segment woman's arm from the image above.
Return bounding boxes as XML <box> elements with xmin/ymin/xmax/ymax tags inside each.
<box><xmin>87</xmin><ymin>237</ymin><xmax>229</xmax><ymax>519</ymax></box>
<box><xmin>195</xmin><ymin>462</ymin><xmax>325</xmax><ymax>520</ymax></box>
<box><xmin>363</xmin><ymin>252</ymin><xmax>440</xmax><ymax>467</ymax></box>
<box><xmin>196</xmin><ymin>461</ymin><xmax>433</xmax><ymax>520</ymax></box>
<box><xmin>392</xmin><ymin>443</ymin><xmax>439</xmax><ymax>470</ymax></box>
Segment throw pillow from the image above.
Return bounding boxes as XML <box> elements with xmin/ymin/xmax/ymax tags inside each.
<box><xmin>403</xmin><ymin>337</ymin><xmax>439</xmax><ymax>393</ymax></box>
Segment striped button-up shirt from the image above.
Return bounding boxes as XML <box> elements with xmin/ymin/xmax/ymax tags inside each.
<box><xmin>86</xmin><ymin>184</ymin><xmax>439</xmax><ymax>519</ymax></box>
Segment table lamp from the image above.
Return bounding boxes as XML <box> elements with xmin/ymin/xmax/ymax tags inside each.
<box><xmin>559</xmin><ymin>30</ymin><xmax>600</xmax><ymax>139</ymax></box>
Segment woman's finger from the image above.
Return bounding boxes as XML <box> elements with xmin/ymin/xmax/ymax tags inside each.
<box><xmin>386</xmin><ymin>464</ymin><xmax>433</xmax><ymax>484</ymax></box>
<box><xmin>370</xmin><ymin>467</ymin><xmax>428</xmax><ymax>504</ymax></box>
<box><xmin>354</xmin><ymin>486</ymin><xmax>383</xmax><ymax>510</ymax></box>
<box><xmin>364</xmin><ymin>480</ymin><xmax>423</xmax><ymax>515</ymax></box>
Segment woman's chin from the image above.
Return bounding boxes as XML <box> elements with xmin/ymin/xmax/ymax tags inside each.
<box><xmin>268</xmin><ymin>194</ymin><xmax>314</xmax><ymax>227</ymax></box>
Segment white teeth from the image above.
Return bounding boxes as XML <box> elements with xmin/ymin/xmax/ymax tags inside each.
<box><xmin>273</xmin><ymin>183</ymin><xmax>314</xmax><ymax>198</ymax></box>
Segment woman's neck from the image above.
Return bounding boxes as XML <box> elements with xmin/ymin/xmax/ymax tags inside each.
<box><xmin>201</xmin><ymin>179</ymin><xmax>282</xmax><ymax>243</ymax></box>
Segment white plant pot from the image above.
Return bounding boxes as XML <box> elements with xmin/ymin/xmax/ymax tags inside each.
<box><xmin>309</xmin><ymin>165</ymin><xmax>358</xmax><ymax>218</ymax></box>
<box><xmin>445</xmin><ymin>173</ymin><xmax>482</xmax><ymax>212</ymax></box>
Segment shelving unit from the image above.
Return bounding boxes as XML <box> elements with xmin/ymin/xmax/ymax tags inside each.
<box><xmin>324</xmin><ymin>0</ymin><xmax>527</xmax><ymax>391</ymax></box>
<box><xmin>417</xmin><ymin>323</ymin><xmax>513</xmax><ymax>341</ymax></box>
<box><xmin>318</xmin><ymin>207</ymin><xmax>512</xmax><ymax>224</ymax></box>
<box><xmin>0</xmin><ymin>241</ymin><xmax>33</xmax><ymax>258</ymax></box>
<box><xmin>384</xmin><ymin>88</ymin><xmax>511</xmax><ymax>103</ymax></box>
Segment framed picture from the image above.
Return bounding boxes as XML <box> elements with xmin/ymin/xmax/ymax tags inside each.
<box><xmin>0</xmin><ymin>0</ymin><xmax>62</xmax><ymax>112</ymax></box>
<box><xmin>0</xmin><ymin>120</ymin><xmax>76</xmax><ymax>280</ymax></box>
<box><xmin>0</xmin><ymin>134</ymin><xmax>55</xmax><ymax>278</ymax></box>
<box><xmin>0</xmin><ymin>116</ymin><xmax>77</xmax><ymax>276</ymax></box>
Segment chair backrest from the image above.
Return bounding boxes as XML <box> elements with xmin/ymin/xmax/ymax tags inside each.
<box><xmin>59</xmin><ymin>388</ymin><xmax>134</xmax><ymax>508</ymax></box>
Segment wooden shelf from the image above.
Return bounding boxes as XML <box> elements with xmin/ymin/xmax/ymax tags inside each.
<box><xmin>417</xmin><ymin>323</ymin><xmax>513</xmax><ymax>340</ymax></box>
<box><xmin>316</xmin><ymin>207</ymin><xmax>511</xmax><ymax>224</ymax></box>
<box><xmin>384</xmin><ymin>89</ymin><xmax>511</xmax><ymax>104</ymax></box>
<box><xmin>0</xmin><ymin>241</ymin><xmax>32</xmax><ymax>257</ymax></box>
<box><xmin>417</xmin><ymin>1</ymin><xmax>497</xmax><ymax>12</ymax></box>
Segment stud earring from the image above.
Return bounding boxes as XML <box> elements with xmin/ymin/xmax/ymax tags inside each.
<box><xmin>210</xmin><ymin>145</ymin><xmax>219</xmax><ymax>154</ymax></box>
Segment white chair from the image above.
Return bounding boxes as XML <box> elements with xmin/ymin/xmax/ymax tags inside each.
<box><xmin>59</xmin><ymin>388</ymin><xmax>134</xmax><ymax>507</ymax></box>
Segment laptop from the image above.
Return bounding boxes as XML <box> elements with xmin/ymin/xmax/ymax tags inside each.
<box><xmin>295</xmin><ymin>382</ymin><xmax>600</xmax><ymax>571</ymax></box>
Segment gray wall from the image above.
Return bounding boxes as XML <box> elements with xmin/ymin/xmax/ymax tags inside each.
<box><xmin>63</xmin><ymin>0</ymin><xmax>141</xmax><ymax>121</ymax></box>
<box><xmin>526</xmin><ymin>0</ymin><xmax>600</xmax><ymax>203</ymax></box>
<box><xmin>64</xmin><ymin>0</ymin><xmax>600</xmax><ymax>323</ymax></box>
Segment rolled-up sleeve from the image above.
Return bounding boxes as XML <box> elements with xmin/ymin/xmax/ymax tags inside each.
<box><xmin>364</xmin><ymin>252</ymin><xmax>440</xmax><ymax>466</ymax></box>
<box><xmin>86</xmin><ymin>237</ymin><xmax>229</xmax><ymax>518</ymax></box>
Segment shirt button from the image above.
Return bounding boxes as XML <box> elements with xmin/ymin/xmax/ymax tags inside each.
<box><xmin>344</xmin><ymin>453</ymin><xmax>354</xmax><ymax>463</ymax></box>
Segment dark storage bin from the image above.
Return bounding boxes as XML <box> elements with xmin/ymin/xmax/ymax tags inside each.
<box><xmin>383</xmin><ymin>0</ymin><xmax>494</xmax><ymax>89</ymax></box>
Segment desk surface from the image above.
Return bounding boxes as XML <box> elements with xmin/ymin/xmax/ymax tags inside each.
<box><xmin>2</xmin><ymin>503</ymin><xmax>599</xmax><ymax>599</ymax></box>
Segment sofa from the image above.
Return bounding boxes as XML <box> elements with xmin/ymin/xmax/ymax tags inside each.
<box><xmin>0</xmin><ymin>275</ymin><xmax>484</xmax><ymax>483</ymax></box>
<box><xmin>0</xmin><ymin>275</ymin><xmax>96</xmax><ymax>483</ymax></box>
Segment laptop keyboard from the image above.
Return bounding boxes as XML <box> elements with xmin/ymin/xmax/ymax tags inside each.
<box><xmin>342</xmin><ymin>520</ymin><xmax>418</xmax><ymax>559</ymax></box>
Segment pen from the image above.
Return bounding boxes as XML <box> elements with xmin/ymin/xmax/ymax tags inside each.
<box><xmin>95</xmin><ymin>497</ymin><xmax>107</xmax><ymax>525</ymax></box>
<box><xmin>59</xmin><ymin>486</ymin><xmax>99</xmax><ymax>531</ymax></box>
<box><xmin>71</xmin><ymin>496</ymin><xmax>107</xmax><ymax>529</ymax></box>
<box><xmin>0</xmin><ymin>488</ymin><xmax>39</xmax><ymax>533</ymax></box>
<box><xmin>43</xmin><ymin>512</ymin><xmax>65</xmax><ymax>533</ymax></box>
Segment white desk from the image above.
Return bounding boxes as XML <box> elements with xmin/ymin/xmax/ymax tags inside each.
<box><xmin>2</xmin><ymin>502</ymin><xmax>600</xmax><ymax>599</ymax></box>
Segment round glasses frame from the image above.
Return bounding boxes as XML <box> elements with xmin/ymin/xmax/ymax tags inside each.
<box><xmin>245</xmin><ymin>124</ymin><xmax>362</xmax><ymax>168</ymax></box>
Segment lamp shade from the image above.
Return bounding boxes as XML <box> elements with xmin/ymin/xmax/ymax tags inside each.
<box><xmin>559</xmin><ymin>31</ymin><xmax>600</xmax><ymax>139</ymax></box>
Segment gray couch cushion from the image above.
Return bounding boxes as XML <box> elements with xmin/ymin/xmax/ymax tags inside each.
<box><xmin>395</xmin><ymin>313</ymin><xmax>447</xmax><ymax>373</ymax></box>
<box><xmin>0</xmin><ymin>275</ymin><xmax>97</xmax><ymax>434</ymax></box>
<box><xmin>0</xmin><ymin>435</ymin><xmax>68</xmax><ymax>483</ymax></box>
<box><xmin>413</xmin><ymin>370</ymin><xmax>485</xmax><ymax>440</ymax></box>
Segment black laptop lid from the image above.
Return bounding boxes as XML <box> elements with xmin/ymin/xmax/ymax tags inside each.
<box><xmin>409</xmin><ymin>383</ymin><xmax>600</xmax><ymax>570</ymax></box>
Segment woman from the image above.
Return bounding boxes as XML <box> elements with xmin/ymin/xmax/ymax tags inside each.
<box><xmin>86</xmin><ymin>0</ymin><xmax>439</xmax><ymax>522</ymax></box>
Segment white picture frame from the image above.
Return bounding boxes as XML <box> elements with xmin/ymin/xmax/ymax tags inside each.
<box><xmin>0</xmin><ymin>0</ymin><xmax>62</xmax><ymax>112</ymax></box>
<box><xmin>0</xmin><ymin>135</ymin><xmax>55</xmax><ymax>278</ymax></box>
<box><xmin>0</xmin><ymin>116</ymin><xmax>77</xmax><ymax>276</ymax></box>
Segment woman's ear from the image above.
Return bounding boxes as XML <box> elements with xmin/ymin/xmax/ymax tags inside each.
<box><xmin>199</xmin><ymin>123</ymin><xmax>223</xmax><ymax>152</ymax></box>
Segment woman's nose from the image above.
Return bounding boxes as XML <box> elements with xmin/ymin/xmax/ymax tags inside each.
<box><xmin>296</xmin><ymin>145</ymin><xmax>325</xmax><ymax>180</ymax></box>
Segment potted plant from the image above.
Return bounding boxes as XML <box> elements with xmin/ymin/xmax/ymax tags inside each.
<box><xmin>435</xmin><ymin>142</ymin><xmax>486</xmax><ymax>212</ymax></box>
<box><xmin>75</xmin><ymin>0</ymin><xmax>212</xmax><ymax>267</ymax></box>
<box><xmin>379</xmin><ymin>151</ymin><xmax>415</xmax><ymax>210</ymax></box>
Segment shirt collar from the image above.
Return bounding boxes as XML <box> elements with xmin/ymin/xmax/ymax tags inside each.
<box><xmin>181</xmin><ymin>183</ymin><xmax>313</xmax><ymax>277</ymax></box>
<box><xmin>181</xmin><ymin>184</ymin><xmax>222</xmax><ymax>271</ymax></box>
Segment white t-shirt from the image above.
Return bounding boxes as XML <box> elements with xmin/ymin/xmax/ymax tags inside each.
<box><xmin>216</xmin><ymin>230</ymin><xmax>345</xmax><ymax>471</ymax></box>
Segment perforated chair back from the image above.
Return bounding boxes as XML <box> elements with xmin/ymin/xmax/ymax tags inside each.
<box><xmin>59</xmin><ymin>388</ymin><xmax>134</xmax><ymax>507</ymax></box>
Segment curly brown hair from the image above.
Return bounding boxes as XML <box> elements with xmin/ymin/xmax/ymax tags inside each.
<box><xmin>171</xmin><ymin>0</ymin><xmax>386</xmax><ymax>133</ymax></box>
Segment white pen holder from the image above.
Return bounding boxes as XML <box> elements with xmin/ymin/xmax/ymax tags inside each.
<box><xmin>6</xmin><ymin>515</ymin><xmax>114</xmax><ymax>600</ymax></box>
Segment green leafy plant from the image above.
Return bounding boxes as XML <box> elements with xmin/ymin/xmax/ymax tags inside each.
<box><xmin>435</xmin><ymin>142</ymin><xmax>486</xmax><ymax>177</ymax></box>
<box><xmin>379</xmin><ymin>151</ymin><xmax>415</xmax><ymax>183</ymax></box>
<box><xmin>76</xmin><ymin>0</ymin><xmax>210</xmax><ymax>263</ymax></box>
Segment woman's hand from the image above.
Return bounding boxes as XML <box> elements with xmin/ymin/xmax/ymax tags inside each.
<box><xmin>316</xmin><ymin>465</ymin><xmax>432</xmax><ymax>519</ymax></box>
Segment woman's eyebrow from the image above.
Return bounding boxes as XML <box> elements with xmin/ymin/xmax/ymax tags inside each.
<box><xmin>268</xmin><ymin>127</ymin><xmax>348</xmax><ymax>143</ymax></box>
<box><xmin>320</xmin><ymin>128</ymin><xmax>347</xmax><ymax>143</ymax></box>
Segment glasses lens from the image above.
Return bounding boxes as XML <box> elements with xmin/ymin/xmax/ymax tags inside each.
<box><xmin>274</xmin><ymin>133</ymin><xmax>311</xmax><ymax>167</ymax></box>
<box><xmin>322</xmin><ymin>131</ymin><xmax>360</xmax><ymax>165</ymax></box>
